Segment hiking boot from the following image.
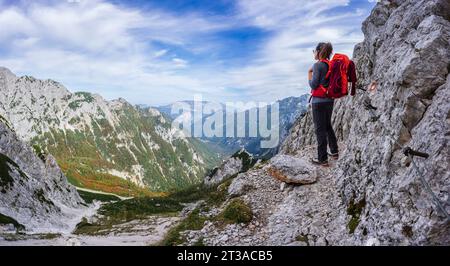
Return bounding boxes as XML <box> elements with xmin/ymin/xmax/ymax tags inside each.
<box><xmin>310</xmin><ymin>158</ymin><xmax>329</xmax><ymax>167</ymax></box>
<box><xmin>328</xmin><ymin>152</ymin><xmax>339</xmax><ymax>160</ymax></box>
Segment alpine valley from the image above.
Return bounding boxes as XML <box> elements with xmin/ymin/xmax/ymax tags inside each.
<box><xmin>155</xmin><ymin>95</ymin><xmax>309</xmax><ymax>157</ymax></box>
<box><xmin>0</xmin><ymin>67</ymin><xmax>220</xmax><ymax>196</ymax></box>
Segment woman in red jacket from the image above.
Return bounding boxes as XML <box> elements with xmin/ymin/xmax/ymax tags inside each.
<box><xmin>308</xmin><ymin>42</ymin><xmax>339</xmax><ymax>167</ymax></box>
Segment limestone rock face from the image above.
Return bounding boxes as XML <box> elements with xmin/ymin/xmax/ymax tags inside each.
<box><xmin>192</xmin><ymin>0</ymin><xmax>449</xmax><ymax>246</ymax></box>
<box><xmin>228</xmin><ymin>173</ymin><xmax>255</xmax><ymax>197</ymax></box>
<box><xmin>268</xmin><ymin>155</ymin><xmax>317</xmax><ymax>185</ymax></box>
<box><xmin>279</xmin><ymin>0</ymin><xmax>450</xmax><ymax>245</ymax></box>
<box><xmin>0</xmin><ymin>119</ymin><xmax>90</xmax><ymax>234</ymax></box>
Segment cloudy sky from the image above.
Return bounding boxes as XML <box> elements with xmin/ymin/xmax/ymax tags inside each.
<box><xmin>0</xmin><ymin>0</ymin><xmax>376</xmax><ymax>106</ymax></box>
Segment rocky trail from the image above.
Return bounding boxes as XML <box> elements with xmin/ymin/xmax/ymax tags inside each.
<box><xmin>75</xmin><ymin>187</ymin><xmax>133</xmax><ymax>201</ymax></box>
<box><xmin>181</xmin><ymin>144</ymin><xmax>348</xmax><ymax>246</ymax></box>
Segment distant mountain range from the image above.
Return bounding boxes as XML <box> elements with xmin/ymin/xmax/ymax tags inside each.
<box><xmin>155</xmin><ymin>95</ymin><xmax>309</xmax><ymax>158</ymax></box>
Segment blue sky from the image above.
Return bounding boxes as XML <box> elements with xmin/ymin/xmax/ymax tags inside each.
<box><xmin>0</xmin><ymin>0</ymin><xmax>376</xmax><ymax>105</ymax></box>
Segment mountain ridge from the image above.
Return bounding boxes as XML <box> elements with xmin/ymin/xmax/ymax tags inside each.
<box><xmin>155</xmin><ymin>95</ymin><xmax>309</xmax><ymax>157</ymax></box>
<box><xmin>0</xmin><ymin>67</ymin><xmax>219</xmax><ymax>195</ymax></box>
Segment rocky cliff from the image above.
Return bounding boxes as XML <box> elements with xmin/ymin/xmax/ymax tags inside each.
<box><xmin>0</xmin><ymin>68</ymin><xmax>218</xmax><ymax>195</ymax></box>
<box><xmin>0</xmin><ymin>118</ymin><xmax>91</xmax><ymax>234</ymax></box>
<box><xmin>279</xmin><ymin>0</ymin><xmax>450</xmax><ymax>245</ymax></box>
<box><xmin>180</xmin><ymin>0</ymin><xmax>450</xmax><ymax>246</ymax></box>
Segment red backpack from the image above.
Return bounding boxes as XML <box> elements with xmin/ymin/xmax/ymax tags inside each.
<box><xmin>311</xmin><ymin>53</ymin><xmax>357</xmax><ymax>98</ymax></box>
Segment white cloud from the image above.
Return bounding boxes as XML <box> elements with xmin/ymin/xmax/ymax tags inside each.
<box><xmin>172</xmin><ymin>58</ymin><xmax>189</xmax><ymax>68</ymax></box>
<box><xmin>0</xmin><ymin>0</ymin><xmax>236</xmax><ymax>105</ymax></box>
<box><xmin>215</xmin><ymin>0</ymin><xmax>369</xmax><ymax>102</ymax></box>
<box><xmin>0</xmin><ymin>0</ymin><xmax>373</xmax><ymax>105</ymax></box>
<box><xmin>153</xmin><ymin>49</ymin><xmax>168</xmax><ymax>58</ymax></box>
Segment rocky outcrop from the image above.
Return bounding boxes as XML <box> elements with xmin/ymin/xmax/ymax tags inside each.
<box><xmin>183</xmin><ymin>0</ymin><xmax>450</xmax><ymax>246</ymax></box>
<box><xmin>204</xmin><ymin>149</ymin><xmax>255</xmax><ymax>187</ymax></box>
<box><xmin>0</xmin><ymin>119</ymin><xmax>91</xmax><ymax>234</ymax></box>
<box><xmin>278</xmin><ymin>0</ymin><xmax>450</xmax><ymax>245</ymax></box>
<box><xmin>282</xmin><ymin>0</ymin><xmax>450</xmax><ymax>245</ymax></box>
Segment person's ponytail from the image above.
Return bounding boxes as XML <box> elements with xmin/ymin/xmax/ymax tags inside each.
<box><xmin>316</xmin><ymin>42</ymin><xmax>333</xmax><ymax>60</ymax></box>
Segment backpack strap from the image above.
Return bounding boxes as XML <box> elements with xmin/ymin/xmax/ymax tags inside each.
<box><xmin>320</xmin><ymin>59</ymin><xmax>332</xmax><ymax>79</ymax></box>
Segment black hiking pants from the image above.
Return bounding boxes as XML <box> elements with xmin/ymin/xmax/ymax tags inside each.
<box><xmin>312</xmin><ymin>102</ymin><xmax>338</xmax><ymax>162</ymax></box>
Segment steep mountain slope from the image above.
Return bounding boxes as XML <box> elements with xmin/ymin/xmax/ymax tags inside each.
<box><xmin>156</xmin><ymin>95</ymin><xmax>309</xmax><ymax>157</ymax></box>
<box><xmin>0</xmin><ymin>68</ymin><xmax>217</xmax><ymax>195</ymax></box>
<box><xmin>0</xmin><ymin>117</ymin><xmax>90</xmax><ymax>234</ymax></box>
<box><xmin>177</xmin><ymin>0</ymin><xmax>450</xmax><ymax>246</ymax></box>
<box><xmin>279</xmin><ymin>0</ymin><xmax>450</xmax><ymax>244</ymax></box>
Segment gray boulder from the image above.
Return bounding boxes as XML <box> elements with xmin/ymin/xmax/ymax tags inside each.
<box><xmin>267</xmin><ymin>155</ymin><xmax>318</xmax><ymax>185</ymax></box>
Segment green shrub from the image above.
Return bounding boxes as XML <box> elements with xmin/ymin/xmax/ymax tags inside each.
<box><xmin>295</xmin><ymin>234</ymin><xmax>310</xmax><ymax>246</ymax></box>
<box><xmin>32</xmin><ymin>144</ymin><xmax>46</xmax><ymax>161</ymax></box>
<box><xmin>221</xmin><ymin>198</ymin><xmax>253</xmax><ymax>224</ymax></box>
<box><xmin>160</xmin><ymin>208</ymin><xmax>206</xmax><ymax>246</ymax></box>
<box><xmin>347</xmin><ymin>197</ymin><xmax>366</xmax><ymax>234</ymax></box>
<box><xmin>231</xmin><ymin>150</ymin><xmax>256</xmax><ymax>172</ymax></box>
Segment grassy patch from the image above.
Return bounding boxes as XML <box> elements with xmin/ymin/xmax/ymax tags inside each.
<box><xmin>77</xmin><ymin>190</ymin><xmax>121</xmax><ymax>204</ymax></box>
<box><xmin>157</xmin><ymin>178</ymin><xmax>238</xmax><ymax>245</ymax></box>
<box><xmin>0</xmin><ymin>213</ymin><xmax>25</xmax><ymax>232</ymax></box>
<box><xmin>32</xmin><ymin>144</ymin><xmax>46</xmax><ymax>162</ymax></box>
<box><xmin>206</xmin><ymin>177</ymin><xmax>234</xmax><ymax>206</ymax></box>
<box><xmin>167</xmin><ymin>176</ymin><xmax>235</xmax><ymax>207</ymax></box>
<box><xmin>347</xmin><ymin>197</ymin><xmax>366</xmax><ymax>234</ymax></box>
<box><xmin>295</xmin><ymin>234</ymin><xmax>310</xmax><ymax>246</ymax></box>
<box><xmin>74</xmin><ymin>92</ymin><xmax>95</xmax><ymax>103</ymax></box>
<box><xmin>74</xmin><ymin>197</ymin><xmax>183</xmax><ymax>235</ymax></box>
<box><xmin>160</xmin><ymin>208</ymin><xmax>207</xmax><ymax>246</ymax></box>
<box><xmin>100</xmin><ymin>197</ymin><xmax>182</xmax><ymax>220</ymax></box>
<box><xmin>219</xmin><ymin>198</ymin><xmax>253</xmax><ymax>224</ymax></box>
<box><xmin>59</xmin><ymin>158</ymin><xmax>159</xmax><ymax>197</ymax></box>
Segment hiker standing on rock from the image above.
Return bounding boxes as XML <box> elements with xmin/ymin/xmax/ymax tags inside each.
<box><xmin>308</xmin><ymin>42</ymin><xmax>339</xmax><ymax>166</ymax></box>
